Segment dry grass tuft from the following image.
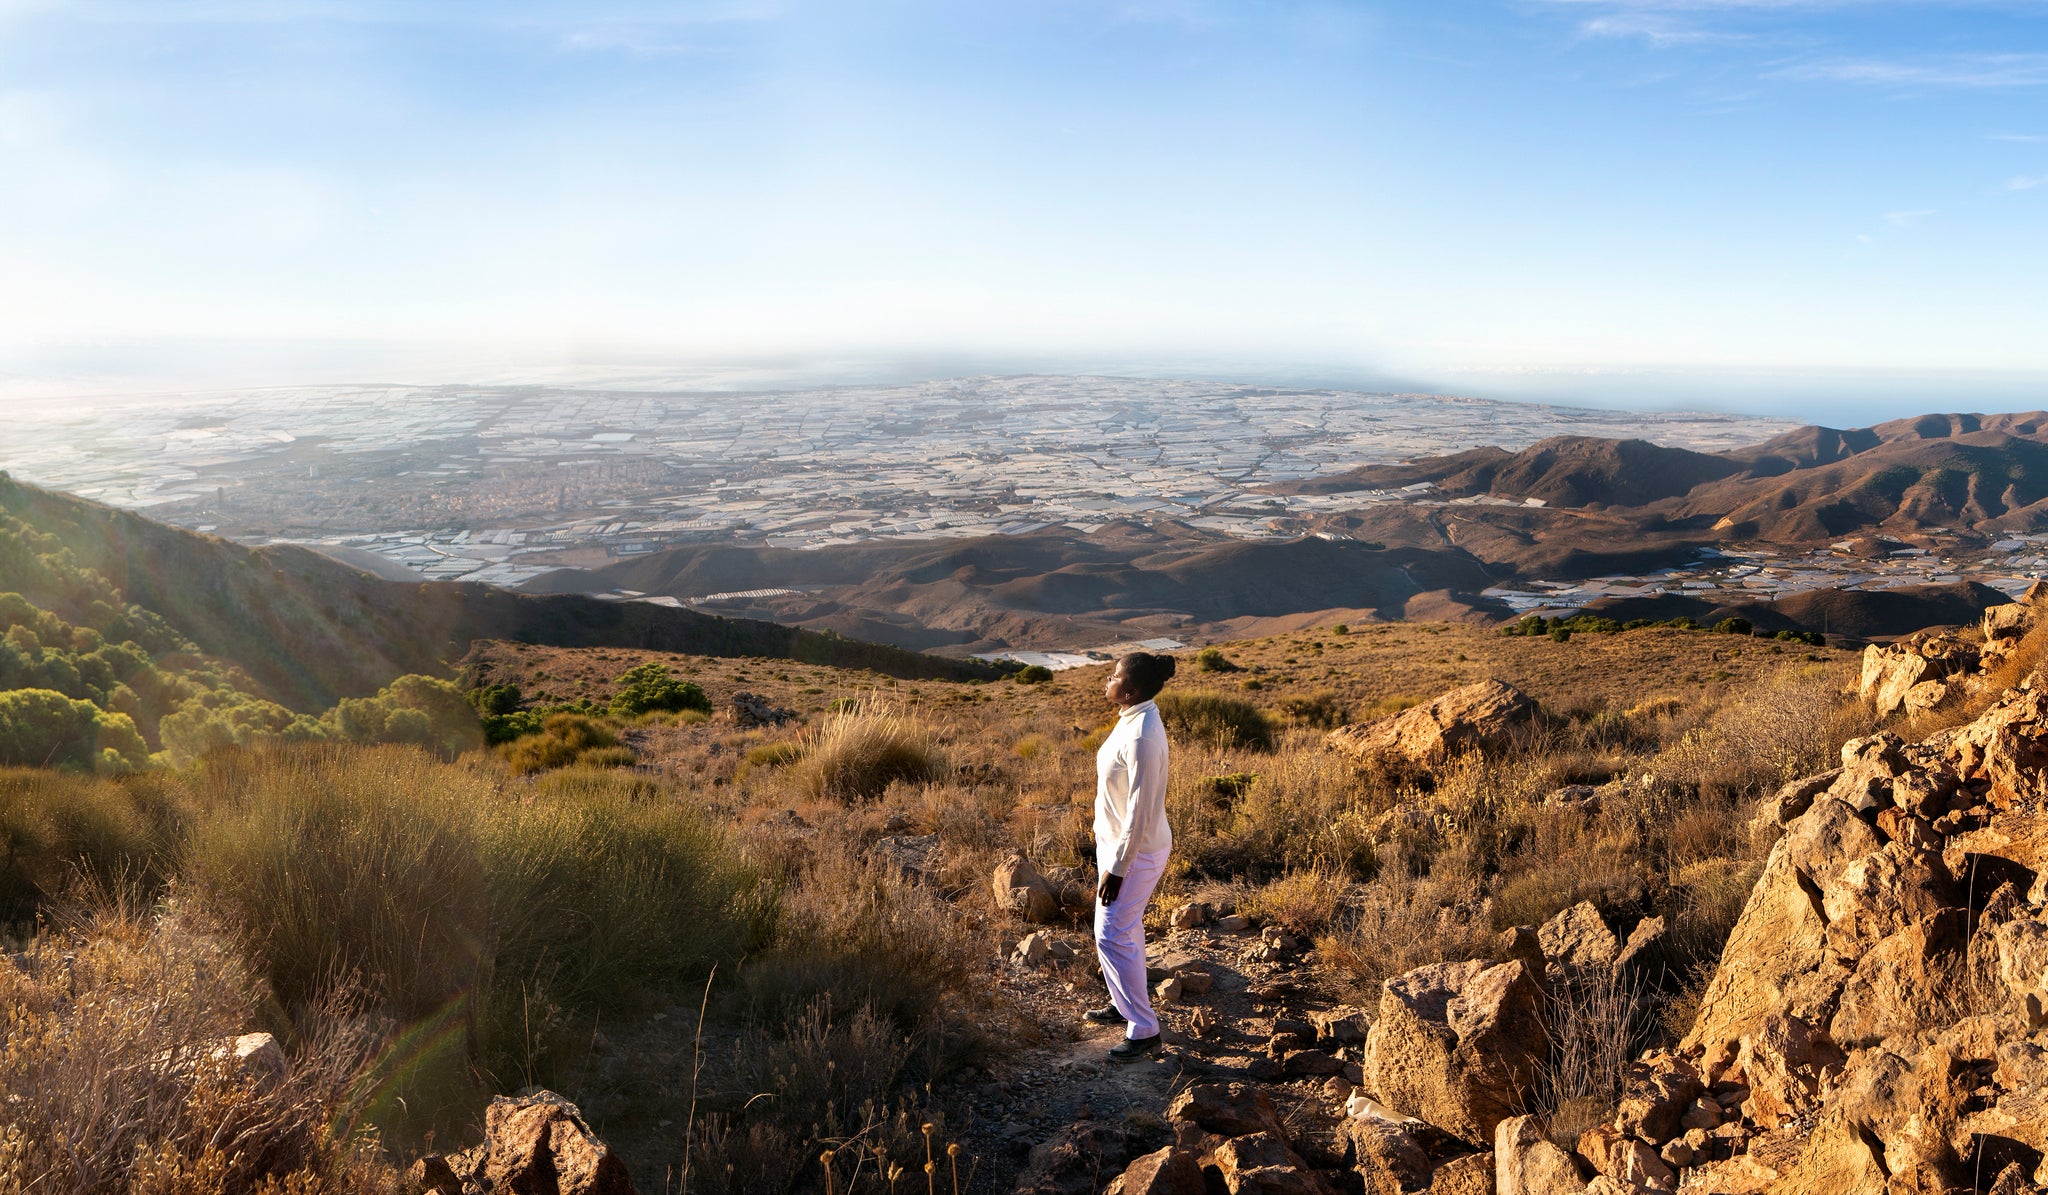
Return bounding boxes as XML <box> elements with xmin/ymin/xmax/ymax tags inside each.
<box><xmin>1241</xmin><ymin>865</ymin><xmax>1348</xmax><ymax>936</ymax></box>
<box><xmin>794</xmin><ymin>704</ymin><xmax>947</xmax><ymax>802</ymax></box>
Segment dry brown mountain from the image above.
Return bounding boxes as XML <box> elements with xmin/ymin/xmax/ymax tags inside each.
<box><xmin>521</xmin><ymin>412</ymin><xmax>2048</xmax><ymax>651</ymax></box>
<box><xmin>524</xmin><ymin>520</ymin><xmax>1510</xmax><ymax>652</ymax></box>
<box><xmin>1285</xmin><ymin>412</ymin><xmax>2048</xmax><ymax>542</ymax></box>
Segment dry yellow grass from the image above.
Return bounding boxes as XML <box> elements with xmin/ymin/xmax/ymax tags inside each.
<box><xmin>0</xmin><ymin>896</ymin><xmax>398</xmax><ymax>1195</ymax></box>
<box><xmin>0</xmin><ymin>618</ymin><xmax>1878</xmax><ymax>1189</ymax></box>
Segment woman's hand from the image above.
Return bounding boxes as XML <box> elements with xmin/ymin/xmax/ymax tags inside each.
<box><xmin>1097</xmin><ymin>872</ymin><xmax>1123</xmax><ymax>906</ymax></box>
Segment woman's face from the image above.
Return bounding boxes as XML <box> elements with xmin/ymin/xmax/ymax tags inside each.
<box><xmin>1104</xmin><ymin>660</ymin><xmax>1139</xmax><ymax>707</ymax></box>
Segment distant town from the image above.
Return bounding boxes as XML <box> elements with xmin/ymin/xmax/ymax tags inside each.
<box><xmin>9</xmin><ymin>376</ymin><xmax>2042</xmax><ymax>637</ymax></box>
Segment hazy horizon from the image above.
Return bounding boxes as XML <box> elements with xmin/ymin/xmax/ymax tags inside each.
<box><xmin>4</xmin><ymin>339</ymin><xmax>2046</xmax><ymax>427</ymax></box>
<box><xmin>2</xmin><ymin>0</ymin><xmax>2045</xmax><ymax>421</ymax></box>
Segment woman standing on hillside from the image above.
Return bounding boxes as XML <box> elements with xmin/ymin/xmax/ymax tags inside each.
<box><xmin>1086</xmin><ymin>650</ymin><xmax>1176</xmax><ymax>1062</ymax></box>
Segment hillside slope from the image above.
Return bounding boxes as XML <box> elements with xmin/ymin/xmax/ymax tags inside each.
<box><xmin>0</xmin><ymin>474</ymin><xmax>996</xmax><ymax>712</ymax></box>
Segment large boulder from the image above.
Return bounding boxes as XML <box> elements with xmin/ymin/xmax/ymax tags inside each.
<box><xmin>1327</xmin><ymin>680</ymin><xmax>1537</xmax><ymax>769</ymax></box>
<box><xmin>1364</xmin><ymin>958</ymin><xmax>1546</xmax><ymax>1145</ymax></box>
<box><xmin>1861</xmin><ymin>643</ymin><xmax>1934</xmax><ymax>719</ymax></box>
<box><xmin>1983</xmin><ymin>600</ymin><xmax>2035</xmax><ymax>642</ymax></box>
<box><xmin>1828</xmin><ymin>910</ymin><xmax>1969</xmax><ymax>1048</ymax></box>
<box><xmin>1493</xmin><ymin>1116</ymin><xmax>1585</xmax><ymax>1195</ymax></box>
<box><xmin>992</xmin><ymin>854</ymin><xmax>1061</xmax><ymax>923</ymax></box>
<box><xmin>1344</xmin><ymin>1117</ymin><xmax>1432</xmax><ymax>1193</ymax></box>
<box><xmin>1204</xmin><ymin>1133</ymin><xmax>1332</xmax><ymax>1195</ymax></box>
<box><xmin>1611</xmin><ymin>1053</ymin><xmax>1702</xmax><ymax>1146</ymax></box>
<box><xmin>1168</xmin><ymin>1083</ymin><xmax>1288</xmax><ymax>1140</ymax></box>
<box><xmin>1106</xmin><ymin>1147</ymin><xmax>1207</xmax><ymax>1195</ymax></box>
<box><xmin>1536</xmin><ymin>901</ymin><xmax>1617</xmax><ymax>973</ymax></box>
<box><xmin>455</xmin><ymin>1091</ymin><xmax>635</xmax><ymax>1195</ymax></box>
<box><xmin>1576</xmin><ymin>1123</ymin><xmax>1674</xmax><ymax>1192</ymax></box>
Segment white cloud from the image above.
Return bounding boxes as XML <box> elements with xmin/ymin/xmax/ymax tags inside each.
<box><xmin>1777</xmin><ymin>53</ymin><xmax>2048</xmax><ymax>87</ymax></box>
<box><xmin>1580</xmin><ymin>13</ymin><xmax>1747</xmax><ymax>44</ymax></box>
<box><xmin>1986</xmin><ymin>132</ymin><xmax>2048</xmax><ymax>142</ymax></box>
<box><xmin>1882</xmin><ymin>208</ymin><xmax>1933</xmax><ymax>225</ymax></box>
<box><xmin>2008</xmin><ymin>175</ymin><xmax>2048</xmax><ymax>190</ymax></box>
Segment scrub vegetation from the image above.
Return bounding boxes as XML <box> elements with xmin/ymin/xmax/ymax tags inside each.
<box><xmin>0</xmin><ymin>493</ymin><xmax>1884</xmax><ymax>1192</ymax></box>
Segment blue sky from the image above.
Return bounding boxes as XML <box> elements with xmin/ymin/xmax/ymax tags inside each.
<box><xmin>1</xmin><ymin>0</ymin><xmax>2045</xmax><ymax>419</ymax></box>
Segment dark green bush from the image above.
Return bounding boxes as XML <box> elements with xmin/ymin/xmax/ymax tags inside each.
<box><xmin>1712</xmin><ymin>617</ymin><xmax>1754</xmax><ymax>636</ymax></box>
<box><xmin>1013</xmin><ymin>665</ymin><xmax>1054</xmax><ymax>684</ymax></box>
<box><xmin>1157</xmin><ymin>691</ymin><xmax>1276</xmax><ymax>752</ymax></box>
<box><xmin>1194</xmin><ymin>647</ymin><xmax>1241</xmax><ymax>673</ymax></box>
<box><xmin>608</xmin><ymin>662</ymin><xmax>710</xmax><ymax>717</ymax></box>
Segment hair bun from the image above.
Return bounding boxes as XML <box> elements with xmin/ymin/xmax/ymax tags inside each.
<box><xmin>1162</xmin><ymin>657</ymin><xmax>1178</xmax><ymax>679</ymax></box>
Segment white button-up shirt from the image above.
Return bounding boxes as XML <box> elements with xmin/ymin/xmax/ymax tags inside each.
<box><xmin>1095</xmin><ymin>698</ymin><xmax>1171</xmax><ymax>877</ymax></box>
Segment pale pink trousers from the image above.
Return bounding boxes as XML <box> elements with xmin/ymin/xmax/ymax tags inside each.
<box><xmin>1094</xmin><ymin>846</ymin><xmax>1170</xmax><ymax>1040</ymax></box>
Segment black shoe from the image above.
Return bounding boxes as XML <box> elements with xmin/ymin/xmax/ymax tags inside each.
<box><xmin>1084</xmin><ymin>1005</ymin><xmax>1127</xmax><ymax>1026</ymax></box>
<box><xmin>1107</xmin><ymin>1034</ymin><xmax>1160</xmax><ymax>1063</ymax></box>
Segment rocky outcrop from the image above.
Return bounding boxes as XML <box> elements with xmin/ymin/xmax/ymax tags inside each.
<box><xmin>1363</xmin><ymin>958</ymin><xmax>1546</xmax><ymax>1145</ymax></box>
<box><xmin>1327</xmin><ymin>679</ymin><xmax>1537</xmax><ymax>769</ymax></box>
<box><xmin>1859</xmin><ymin>626</ymin><xmax>1987</xmax><ymax>718</ymax></box>
<box><xmin>447</xmin><ymin>1091</ymin><xmax>635</xmax><ymax>1195</ymax></box>
<box><xmin>1610</xmin><ymin>683</ymin><xmax>2048</xmax><ymax>1192</ymax></box>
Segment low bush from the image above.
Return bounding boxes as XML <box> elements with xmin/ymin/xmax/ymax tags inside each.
<box><xmin>499</xmin><ymin>713</ymin><xmax>626</xmax><ymax>774</ymax></box>
<box><xmin>1280</xmin><ymin>690</ymin><xmax>1350</xmax><ymax>729</ymax></box>
<box><xmin>1156</xmin><ymin>691</ymin><xmax>1276</xmax><ymax>752</ymax></box>
<box><xmin>608</xmin><ymin>662</ymin><xmax>710</xmax><ymax>718</ymax></box>
<box><xmin>1194</xmin><ymin>647</ymin><xmax>1241</xmax><ymax>673</ymax></box>
<box><xmin>1013</xmin><ymin>664</ymin><xmax>1053</xmax><ymax>684</ymax></box>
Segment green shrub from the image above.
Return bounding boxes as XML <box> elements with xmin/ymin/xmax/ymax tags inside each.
<box><xmin>1712</xmin><ymin>617</ymin><xmax>1754</xmax><ymax>636</ymax></box>
<box><xmin>480</xmin><ymin>709</ymin><xmax>544</xmax><ymax>745</ymax></box>
<box><xmin>1332</xmin><ymin>624</ymin><xmax>1350</xmax><ymax>635</ymax></box>
<box><xmin>499</xmin><ymin>713</ymin><xmax>625</xmax><ymax>775</ymax></box>
<box><xmin>324</xmin><ymin>675</ymin><xmax>483</xmax><ymax>757</ymax></box>
<box><xmin>0</xmin><ymin>688</ymin><xmax>149</xmax><ymax>773</ymax></box>
<box><xmin>608</xmin><ymin>662</ymin><xmax>710</xmax><ymax>717</ymax></box>
<box><xmin>1204</xmin><ymin>772</ymin><xmax>1259</xmax><ymax>799</ymax></box>
<box><xmin>1194</xmin><ymin>647</ymin><xmax>1241</xmax><ymax>673</ymax></box>
<box><xmin>1549</xmin><ymin>626</ymin><xmax>1572</xmax><ymax>643</ymax></box>
<box><xmin>1157</xmin><ymin>691</ymin><xmax>1276</xmax><ymax>752</ymax></box>
<box><xmin>1013</xmin><ymin>665</ymin><xmax>1054</xmax><ymax>684</ymax></box>
<box><xmin>467</xmin><ymin>682</ymin><xmax>522</xmax><ymax>717</ymax></box>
